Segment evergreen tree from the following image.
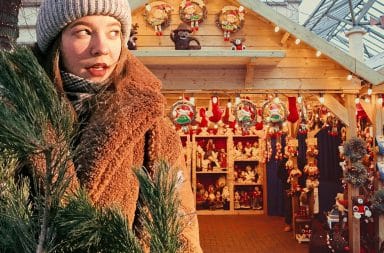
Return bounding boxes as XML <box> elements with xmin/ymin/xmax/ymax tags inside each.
<box><xmin>0</xmin><ymin>47</ymin><xmax>185</xmax><ymax>252</ymax></box>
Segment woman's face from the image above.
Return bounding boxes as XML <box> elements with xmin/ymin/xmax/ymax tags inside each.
<box><xmin>60</xmin><ymin>15</ymin><xmax>122</xmax><ymax>83</ymax></box>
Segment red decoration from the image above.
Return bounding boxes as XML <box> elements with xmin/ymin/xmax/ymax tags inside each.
<box><xmin>208</xmin><ymin>96</ymin><xmax>223</xmax><ymax>123</ymax></box>
<box><xmin>287</xmin><ymin>96</ymin><xmax>299</xmax><ymax>123</ymax></box>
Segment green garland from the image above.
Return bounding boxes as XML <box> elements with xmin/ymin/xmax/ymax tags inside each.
<box><xmin>344</xmin><ymin>161</ymin><xmax>369</xmax><ymax>187</ymax></box>
<box><xmin>371</xmin><ymin>189</ymin><xmax>384</xmax><ymax>215</ymax></box>
<box><xmin>343</xmin><ymin>137</ymin><xmax>367</xmax><ymax>163</ymax></box>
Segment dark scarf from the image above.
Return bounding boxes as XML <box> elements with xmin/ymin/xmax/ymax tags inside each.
<box><xmin>61</xmin><ymin>71</ymin><xmax>111</xmax><ymax>123</ymax></box>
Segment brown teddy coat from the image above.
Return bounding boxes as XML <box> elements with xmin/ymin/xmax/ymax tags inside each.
<box><xmin>73</xmin><ymin>51</ymin><xmax>202</xmax><ymax>252</ymax></box>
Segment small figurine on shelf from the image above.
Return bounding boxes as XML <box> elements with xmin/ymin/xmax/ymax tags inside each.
<box><xmin>244</xmin><ymin>141</ymin><xmax>252</xmax><ymax>158</ymax></box>
<box><xmin>179</xmin><ymin>0</ymin><xmax>207</xmax><ymax>32</ymax></box>
<box><xmin>240</xmin><ymin>191</ymin><xmax>251</xmax><ymax>209</ymax></box>
<box><xmin>170</xmin><ymin>23</ymin><xmax>201</xmax><ymax>50</ymax></box>
<box><xmin>127</xmin><ymin>23</ymin><xmax>139</xmax><ymax>50</ymax></box>
<box><xmin>196</xmin><ymin>144</ymin><xmax>205</xmax><ymax>171</ymax></box>
<box><xmin>234</xmin><ymin>141</ymin><xmax>244</xmax><ymax>160</ymax></box>
<box><xmin>230</xmin><ymin>38</ymin><xmax>246</xmax><ymax>50</ymax></box>
<box><xmin>215</xmin><ymin>191</ymin><xmax>223</xmax><ymax>209</ymax></box>
<box><xmin>222</xmin><ymin>185</ymin><xmax>230</xmax><ymax>210</ymax></box>
<box><xmin>218</xmin><ymin>148</ymin><xmax>227</xmax><ymax>169</ymax></box>
<box><xmin>144</xmin><ymin>2</ymin><xmax>173</xmax><ymax>36</ymax></box>
<box><xmin>251</xmin><ymin>186</ymin><xmax>263</xmax><ymax>210</ymax></box>
<box><xmin>207</xmin><ymin>184</ymin><xmax>216</xmax><ymax>209</ymax></box>
<box><xmin>251</xmin><ymin>141</ymin><xmax>259</xmax><ymax>159</ymax></box>
<box><xmin>234</xmin><ymin>191</ymin><xmax>241</xmax><ymax>209</ymax></box>
<box><xmin>244</xmin><ymin>165</ymin><xmax>256</xmax><ymax>183</ymax></box>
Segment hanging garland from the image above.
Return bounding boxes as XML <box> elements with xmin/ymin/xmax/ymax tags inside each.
<box><xmin>170</xmin><ymin>100</ymin><xmax>196</xmax><ymax>132</ymax></box>
<box><xmin>216</xmin><ymin>5</ymin><xmax>245</xmax><ymax>41</ymax></box>
<box><xmin>144</xmin><ymin>1</ymin><xmax>173</xmax><ymax>36</ymax></box>
<box><xmin>179</xmin><ymin>0</ymin><xmax>207</xmax><ymax>32</ymax></box>
<box><xmin>234</xmin><ymin>99</ymin><xmax>257</xmax><ymax>130</ymax></box>
<box><xmin>371</xmin><ymin>189</ymin><xmax>384</xmax><ymax>215</ymax></box>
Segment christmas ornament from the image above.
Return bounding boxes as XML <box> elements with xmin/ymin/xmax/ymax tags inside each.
<box><xmin>344</xmin><ymin>161</ymin><xmax>369</xmax><ymax>187</ymax></box>
<box><xmin>262</xmin><ymin>99</ymin><xmax>288</xmax><ymax>137</ymax></box>
<box><xmin>170</xmin><ymin>99</ymin><xmax>196</xmax><ymax>132</ymax></box>
<box><xmin>234</xmin><ymin>99</ymin><xmax>257</xmax><ymax>130</ymax></box>
<box><xmin>352</xmin><ymin>196</ymin><xmax>372</xmax><ymax>221</ymax></box>
<box><xmin>179</xmin><ymin>0</ymin><xmax>207</xmax><ymax>32</ymax></box>
<box><xmin>216</xmin><ymin>5</ymin><xmax>245</xmax><ymax>41</ymax></box>
<box><xmin>144</xmin><ymin>1</ymin><xmax>173</xmax><ymax>36</ymax></box>
<box><xmin>343</xmin><ymin>137</ymin><xmax>367</xmax><ymax>163</ymax></box>
<box><xmin>286</xmin><ymin>96</ymin><xmax>299</xmax><ymax>123</ymax></box>
<box><xmin>208</xmin><ymin>96</ymin><xmax>223</xmax><ymax>123</ymax></box>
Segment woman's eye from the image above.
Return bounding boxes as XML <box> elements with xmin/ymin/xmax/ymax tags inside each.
<box><xmin>75</xmin><ymin>29</ymin><xmax>91</xmax><ymax>36</ymax></box>
<box><xmin>110</xmin><ymin>30</ymin><xmax>121</xmax><ymax>37</ymax></box>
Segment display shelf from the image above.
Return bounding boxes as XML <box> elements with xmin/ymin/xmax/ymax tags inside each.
<box><xmin>192</xmin><ymin>132</ymin><xmax>267</xmax><ymax>215</ymax></box>
<box><xmin>131</xmin><ymin>50</ymin><xmax>286</xmax><ymax>66</ymax></box>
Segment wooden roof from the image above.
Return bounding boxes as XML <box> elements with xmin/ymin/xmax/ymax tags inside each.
<box><xmin>129</xmin><ymin>0</ymin><xmax>384</xmax><ymax>89</ymax></box>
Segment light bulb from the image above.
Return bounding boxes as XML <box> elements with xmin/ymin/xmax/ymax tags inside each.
<box><xmin>355</xmin><ymin>97</ymin><xmax>360</xmax><ymax>104</ymax></box>
<box><xmin>189</xmin><ymin>97</ymin><xmax>195</xmax><ymax>105</ymax></box>
<box><xmin>274</xmin><ymin>26</ymin><xmax>280</xmax><ymax>32</ymax></box>
<box><xmin>227</xmin><ymin>101</ymin><xmax>232</xmax><ymax>108</ymax></box>
<box><xmin>347</xmin><ymin>74</ymin><xmax>353</xmax><ymax>80</ymax></box>
<box><xmin>273</xmin><ymin>96</ymin><xmax>280</xmax><ymax>103</ymax></box>
<box><xmin>367</xmin><ymin>85</ymin><xmax>372</xmax><ymax>95</ymax></box>
<box><xmin>316</xmin><ymin>51</ymin><xmax>322</xmax><ymax>57</ymax></box>
<box><xmin>235</xmin><ymin>97</ymin><xmax>241</xmax><ymax>105</ymax></box>
<box><xmin>378</xmin><ymin>95</ymin><xmax>383</xmax><ymax>104</ymax></box>
<box><xmin>319</xmin><ymin>94</ymin><xmax>324</xmax><ymax>104</ymax></box>
<box><xmin>295</xmin><ymin>38</ymin><xmax>301</xmax><ymax>45</ymax></box>
<box><xmin>364</xmin><ymin>96</ymin><xmax>370</xmax><ymax>103</ymax></box>
<box><xmin>297</xmin><ymin>95</ymin><xmax>303</xmax><ymax>104</ymax></box>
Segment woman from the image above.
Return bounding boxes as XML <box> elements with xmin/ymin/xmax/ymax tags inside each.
<box><xmin>34</xmin><ymin>0</ymin><xmax>202</xmax><ymax>252</ymax></box>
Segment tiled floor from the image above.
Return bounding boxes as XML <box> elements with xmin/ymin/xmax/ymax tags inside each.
<box><xmin>198</xmin><ymin>215</ymin><xmax>309</xmax><ymax>253</ymax></box>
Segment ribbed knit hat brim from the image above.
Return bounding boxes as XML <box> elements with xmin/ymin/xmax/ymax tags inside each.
<box><xmin>36</xmin><ymin>0</ymin><xmax>132</xmax><ymax>53</ymax></box>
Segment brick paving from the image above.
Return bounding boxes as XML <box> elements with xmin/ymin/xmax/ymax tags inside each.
<box><xmin>198</xmin><ymin>215</ymin><xmax>309</xmax><ymax>253</ymax></box>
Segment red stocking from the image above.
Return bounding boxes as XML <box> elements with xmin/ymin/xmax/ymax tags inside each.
<box><xmin>287</xmin><ymin>97</ymin><xmax>299</xmax><ymax>123</ymax></box>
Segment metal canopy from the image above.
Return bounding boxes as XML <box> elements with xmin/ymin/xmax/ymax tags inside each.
<box><xmin>303</xmin><ymin>0</ymin><xmax>384</xmax><ymax>69</ymax></box>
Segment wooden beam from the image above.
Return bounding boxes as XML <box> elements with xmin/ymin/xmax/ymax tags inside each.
<box><xmin>344</xmin><ymin>95</ymin><xmax>359</xmax><ymax>253</ymax></box>
<box><xmin>245</xmin><ymin>64</ymin><xmax>255</xmax><ymax>88</ymax></box>
<box><xmin>317</xmin><ymin>94</ymin><xmax>350</xmax><ymax>126</ymax></box>
<box><xmin>238</xmin><ymin>0</ymin><xmax>384</xmax><ymax>86</ymax></box>
<box><xmin>280</xmin><ymin>32</ymin><xmax>290</xmax><ymax>45</ymax></box>
<box><xmin>132</xmin><ymin>50</ymin><xmax>286</xmax><ymax>58</ymax></box>
<box><xmin>359</xmin><ymin>100</ymin><xmax>374</xmax><ymax>123</ymax></box>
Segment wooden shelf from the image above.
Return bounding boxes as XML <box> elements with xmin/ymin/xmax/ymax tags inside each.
<box><xmin>234</xmin><ymin>182</ymin><xmax>261</xmax><ymax>186</ymax></box>
<box><xmin>131</xmin><ymin>50</ymin><xmax>286</xmax><ymax>66</ymax></box>
<box><xmin>196</xmin><ymin>171</ymin><xmax>228</xmax><ymax>174</ymax></box>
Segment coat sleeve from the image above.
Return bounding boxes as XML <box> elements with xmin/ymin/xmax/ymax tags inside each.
<box><xmin>150</xmin><ymin>118</ymin><xmax>203</xmax><ymax>253</ymax></box>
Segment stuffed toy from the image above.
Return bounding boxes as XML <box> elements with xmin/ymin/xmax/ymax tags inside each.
<box><xmin>230</xmin><ymin>38</ymin><xmax>246</xmax><ymax>50</ymax></box>
<box><xmin>335</xmin><ymin>193</ymin><xmax>348</xmax><ymax>215</ymax></box>
<box><xmin>287</xmin><ymin>97</ymin><xmax>299</xmax><ymax>123</ymax></box>
<box><xmin>127</xmin><ymin>23</ymin><xmax>139</xmax><ymax>50</ymax></box>
<box><xmin>170</xmin><ymin>23</ymin><xmax>201</xmax><ymax>50</ymax></box>
<box><xmin>352</xmin><ymin>196</ymin><xmax>372</xmax><ymax>221</ymax></box>
<box><xmin>216</xmin><ymin>5</ymin><xmax>245</xmax><ymax>41</ymax></box>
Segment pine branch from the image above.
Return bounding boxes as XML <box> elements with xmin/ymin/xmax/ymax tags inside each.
<box><xmin>135</xmin><ymin>160</ymin><xmax>185</xmax><ymax>253</ymax></box>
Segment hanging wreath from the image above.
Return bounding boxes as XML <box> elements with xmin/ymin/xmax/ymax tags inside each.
<box><xmin>344</xmin><ymin>161</ymin><xmax>369</xmax><ymax>187</ymax></box>
<box><xmin>343</xmin><ymin>137</ymin><xmax>367</xmax><ymax>163</ymax></box>
<box><xmin>216</xmin><ymin>5</ymin><xmax>245</xmax><ymax>41</ymax></box>
<box><xmin>170</xmin><ymin>100</ymin><xmax>196</xmax><ymax>131</ymax></box>
<box><xmin>179</xmin><ymin>0</ymin><xmax>207</xmax><ymax>32</ymax></box>
<box><xmin>234</xmin><ymin>99</ymin><xmax>257</xmax><ymax>129</ymax></box>
<box><xmin>371</xmin><ymin>189</ymin><xmax>384</xmax><ymax>215</ymax></box>
<box><xmin>144</xmin><ymin>1</ymin><xmax>173</xmax><ymax>36</ymax></box>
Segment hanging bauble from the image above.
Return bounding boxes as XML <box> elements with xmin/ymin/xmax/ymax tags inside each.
<box><xmin>216</xmin><ymin>5</ymin><xmax>245</xmax><ymax>41</ymax></box>
<box><xmin>144</xmin><ymin>1</ymin><xmax>173</xmax><ymax>36</ymax></box>
<box><xmin>179</xmin><ymin>0</ymin><xmax>207</xmax><ymax>32</ymax></box>
<box><xmin>170</xmin><ymin>100</ymin><xmax>196</xmax><ymax>131</ymax></box>
<box><xmin>234</xmin><ymin>99</ymin><xmax>257</xmax><ymax>129</ymax></box>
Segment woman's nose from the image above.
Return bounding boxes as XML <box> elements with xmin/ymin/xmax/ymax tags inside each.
<box><xmin>90</xmin><ymin>35</ymin><xmax>109</xmax><ymax>56</ymax></box>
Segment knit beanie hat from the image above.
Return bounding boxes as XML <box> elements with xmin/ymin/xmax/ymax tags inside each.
<box><xmin>36</xmin><ymin>0</ymin><xmax>132</xmax><ymax>53</ymax></box>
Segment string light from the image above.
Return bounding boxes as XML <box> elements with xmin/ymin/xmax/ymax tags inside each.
<box><xmin>378</xmin><ymin>94</ymin><xmax>383</xmax><ymax>104</ymax></box>
<box><xmin>273</xmin><ymin>94</ymin><xmax>280</xmax><ymax>103</ymax></box>
<box><xmin>367</xmin><ymin>84</ymin><xmax>372</xmax><ymax>95</ymax></box>
<box><xmin>274</xmin><ymin>26</ymin><xmax>280</xmax><ymax>32</ymax></box>
<box><xmin>235</xmin><ymin>96</ymin><xmax>241</xmax><ymax>105</ymax></box>
<box><xmin>355</xmin><ymin>95</ymin><xmax>360</xmax><ymax>104</ymax></box>
<box><xmin>364</xmin><ymin>96</ymin><xmax>370</xmax><ymax>103</ymax></box>
<box><xmin>347</xmin><ymin>74</ymin><xmax>353</xmax><ymax>80</ymax></box>
<box><xmin>319</xmin><ymin>93</ymin><xmax>324</xmax><ymax>104</ymax></box>
<box><xmin>297</xmin><ymin>94</ymin><xmax>303</xmax><ymax>104</ymax></box>
<box><xmin>316</xmin><ymin>50</ymin><xmax>322</xmax><ymax>57</ymax></box>
<box><xmin>189</xmin><ymin>96</ymin><xmax>195</xmax><ymax>105</ymax></box>
<box><xmin>295</xmin><ymin>38</ymin><xmax>301</xmax><ymax>45</ymax></box>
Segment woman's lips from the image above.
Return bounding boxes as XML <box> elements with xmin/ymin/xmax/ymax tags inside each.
<box><xmin>87</xmin><ymin>63</ymin><xmax>108</xmax><ymax>77</ymax></box>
